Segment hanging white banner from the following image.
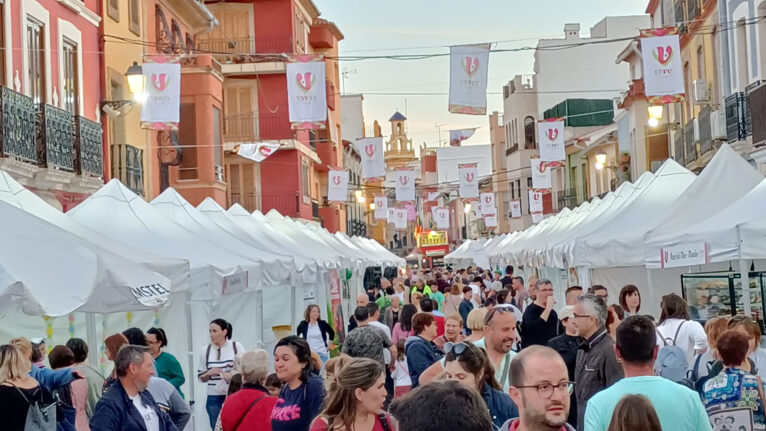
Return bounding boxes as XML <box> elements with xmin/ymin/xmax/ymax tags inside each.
<box><xmin>395</xmin><ymin>170</ymin><xmax>416</xmax><ymax>202</ymax></box>
<box><xmin>531</xmin><ymin>212</ymin><xmax>544</xmax><ymax>224</ymax></box>
<box><xmin>480</xmin><ymin>192</ymin><xmax>495</xmax><ymax>208</ymax></box>
<box><xmin>374</xmin><ymin>196</ymin><xmax>388</xmax><ymax>219</ymax></box>
<box><xmin>529</xmin><ymin>190</ymin><xmax>544</xmax><ymax>214</ymax></box>
<box><xmin>327</xmin><ymin>170</ymin><xmax>349</xmax><ymax>203</ymax></box>
<box><xmin>387</xmin><ymin>208</ymin><xmax>396</xmax><ymax>223</ymax></box>
<box><xmin>356</xmin><ymin>137</ymin><xmax>386</xmax><ymax>180</ymax></box>
<box><xmin>426</xmin><ymin>192</ymin><xmax>441</xmax><ymax>202</ymax></box>
<box><xmin>531</xmin><ymin>158</ymin><xmax>552</xmax><ymax>190</ymax></box>
<box><xmin>393</xmin><ymin>208</ymin><xmax>408</xmax><ymax>230</ymax></box>
<box><xmin>234</xmin><ymin>142</ymin><xmax>280</xmax><ymax>163</ymax></box>
<box><xmin>287</xmin><ymin>59</ymin><xmax>327</xmax><ymax>127</ymax></box>
<box><xmin>538</xmin><ymin>120</ymin><xmax>566</xmax><ymax>162</ymax></box>
<box><xmin>449</xmin><ymin>128</ymin><xmax>477</xmax><ymax>146</ymax></box>
<box><xmin>485</xmin><ymin>214</ymin><xmax>498</xmax><ymax>228</ymax></box>
<box><xmin>449</xmin><ymin>44</ymin><xmax>490</xmax><ymax>115</ymax></box>
<box><xmin>458</xmin><ymin>163</ymin><xmax>479</xmax><ymax>199</ymax></box>
<box><xmin>641</xmin><ymin>29</ymin><xmax>685</xmax><ymax>100</ymax></box>
<box><xmin>510</xmin><ymin>201</ymin><xmax>522</xmax><ymax>218</ymax></box>
<box><xmin>140</xmin><ymin>61</ymin><xmax>181</xmax><ymax>129</ymax></box>
<box><xmin>431</xmin><ymin>206</ymin><xmax>450</xmax><ymax>229</ymax></box>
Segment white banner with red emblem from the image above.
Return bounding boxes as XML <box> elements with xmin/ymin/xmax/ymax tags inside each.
<box><xmin>234</xmin><ymin>142</ymin><xmax>280</xmax><ymax>163</ymax></box>
<box><xmin>431</xmin><ymin>206</ymin><xmax>450</xmax><ymax>229</ymax></box>
<box><xmin>374</xmin><ymin>196</ymin><xmax>388</xmax><ymax>219</ymax></box>
<box><xmin>479</xmin><ymin>192</ymin><xmax>495</xmax><ymax>208</ymax></box>
<box><xmin>393</xmin><ymin>208</ymin><xmax>408</xmax><ymax>230</ymax></box>
<box><xmin>356</xmin><ymin>137</ymin><xmax>386</xmax><ymax>180</ymax></box>
<box><xmin>529</xmin><ymin>190</ymin><xmax>544</xmax><ymax>214</ymax></box>
<box><xmin>394</xmin><ymin>170</ymin><xmax>416</xmax><ymax>202</ymax></box>
<box><xmin>449</xmin><ymin>128</ymin><xmax>477</xmax><ymax>146</ymax></box>
<box><xmin>287</xmin><ymin>57</ymin><xmax>327</xmax><ymax>128</ymax></box>
<box><xmin>449</xmin><ymin>44</ymin><xmax>490</xmax><ymax>115</ymax></box>
<box><xmin>140</xmin><ymin>59</ymin><xmax>181</xmax><ymax>130</ymax></box>
<box><xmin>485</xmin><ymin>214</ymin><xmax>498</xmax><ymax>228</ymax></box>
<box><xmin>387</xmin><ymin>208</ymin><xmax>396</xmax><ymax>223</ymax></box>
<box><xmin>458</xmin><ymin>163</ymin><xmax>479</xmax><ymax>199</ymax></box>
<box><xmin>641</xmin><ymin>28</ymin><xmax>685</xmax><ymax>102</ymax></box>
<box><xmin>510</xmin><ymin>201</ymin><xmax>522</xmax><ymax>219</ymax></box>
<box><xmin>538</xmin><ymin>119</ymin><xmax>566</xmax><ymax>162</ymax></box>
<box><xmin>327</xmin><ymin>170</ymin><xmax>349</xmax><ymax>203</ymax></box>
<box><xmin>531</xmin><ymin>158</ymin><xmax>553</xmax><ymax>190</ymax></box>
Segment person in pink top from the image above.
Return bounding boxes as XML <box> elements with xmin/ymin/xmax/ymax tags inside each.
<box><xmin>50</xmin><ymin>345</ymin><xmax>90</xmax><ymax>431</ymax></box>
<box><xmin>392</xmin><ymin>304</ymin><xmax>417</xmax><ymax>347</ymax></box>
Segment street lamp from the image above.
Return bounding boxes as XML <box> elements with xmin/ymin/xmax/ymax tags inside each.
<box><xmin>647</xmin><ymin>105</ymin><xmax>664</xmax><ymax>128</ymax></box>
<box><xmin>595</xmin><ymin>151</ymin><xmax>607</xmax><ymax>170</ymax></box>
<box><xmin>126</xmin><ymin>61</ymin><xmax>145</xmax><ymax>96</ymax></box>
<box><xmin>369</xmin><ymin>202</ymin><xmax>376</xmax><ymax>210</ymax></box>
<box><xmin>101</xmin><ymin>61</ymin><xmax>145</xmax><ymax>118</ymax></box>
<box><xmin>355</xmin><ymin>190</ymin><xmax>366</xmax><ymax>204</ymax></box>
<box><xmin>464</xmin><ymin>203</ymin><xmax>472</xmax><ymax>213</ymax></box>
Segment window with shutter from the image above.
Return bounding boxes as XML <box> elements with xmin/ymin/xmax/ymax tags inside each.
<box><xmin>26</xmin><ymin>18</ymin><xmax>45</xmax><ymax>104</ymax></box>
<box><xmin>178</xmin><ymin>103</ymin><xmax>198</xmax><ymax>180</ymax></box>
<box><xmin>108</xmin><ymin>0</ymin><xmax>119</xmax><ymax>21</ymax></box>
<box><xmin>62</xmin><ymin>38</ymin><xmax>78</xmax><ymax>114</ymax></box>
<box><xmin>223</xmin><ymin>85</ymin><xmax>255</xmax><ymax>141</ymax></box>
<box><xmin>129</xmin><ymin>0</ymin><xmax>140</xmax><ymax>35</ymax></box>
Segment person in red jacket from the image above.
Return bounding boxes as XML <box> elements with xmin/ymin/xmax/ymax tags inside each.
<box><xmin>220</xmin><ymin>349</ymin><xmax>278</xmax><ymax>431</ymax></box>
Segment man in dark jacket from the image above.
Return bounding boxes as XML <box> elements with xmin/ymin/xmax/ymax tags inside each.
<box><xmin>459</xmin><ymin>286</ymin><xmax>474</xmax><ymax>334</ymax></box>
<box><xmin>572</xmin><ymin>294</ymin><xmax>623</xmax><ymax>431</ymax></box>
<box><xmin>405</xmin><ymin>312</ymin><xmax>443</xmax><ymax>388</ymax></box>
<box><xmin>520</xmin><ymin>279</ymin><xmax>559</xmax><ymax>348</ymax></box>
<box><xmin>90</xmin><ymin>345</ymin><xmax>177</xmax><ymax>431</ymax></box>
<box><xmin>546</xmin><ymin>305</ymin><xmax>580</xmax><ymax>427</ymax></box>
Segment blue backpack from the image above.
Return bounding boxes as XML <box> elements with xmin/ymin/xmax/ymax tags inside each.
<box><xmin>654</xmin><ymin>321</ymin><xmax>689</xmax><ymax>382</ymax></box>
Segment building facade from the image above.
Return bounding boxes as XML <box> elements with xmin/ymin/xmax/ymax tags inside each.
<box><xmin>1</xmin><ymin>0</ymin><xmax>105</xmax><ymax>210</ymax></box>
<box><xmin>488</xmin><ymin>111</ymin><xmax>510</xmax><ymax>233</ymax></box>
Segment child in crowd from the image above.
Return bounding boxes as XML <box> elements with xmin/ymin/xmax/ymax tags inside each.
<box><xmin>392</xmin><ymin>338</ymin><xmax>411</xmax><ymax>399</ymax></box>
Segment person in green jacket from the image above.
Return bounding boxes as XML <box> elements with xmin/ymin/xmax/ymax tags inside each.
<box><xmin>147</xmin><ymin>327</ymin><xmax>186</xmax><ymax>398</ymax></box>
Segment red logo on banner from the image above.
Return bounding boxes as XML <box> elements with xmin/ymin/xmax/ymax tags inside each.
<box><xmin>151</xmin><ymin>73</ymin><xmax>169</xmax><ymax>91</ymax></box>
<box><xmin>296</xmin><ymin>72</ymin><xmax>315</xmax><ymax>92</ymax></box>
<box><xmin>364</xmin><ymin>144</ymin><xmax>375</xmax><ymax>158</ymax></box>
<box><xmin>332</xmin><ymin>175</ymin><xmax>342</xmax><ymax>185</ymax></box>
<box><xmin>259</xmin><ymin>146</ymin><xmax>274</xmax><ymax>157</ymax></box>
<box><xmin>654</xmin><ymin>46</ymin><xmax>673</xmax><ymax>66</ymax></box>
<box><xmin>462</xmin><ymin>57</ymin><xmax>480</xmax><ymax>77</ymax></box>
<box><xmin>546</xmin><ymin>128</ymin><xmax>559</xmax><ymax>141</ymax></box>
<box><xmin>484</xmin><ymin>195</ymin><xmax>491</xmax><ymax>204</ymax></box>
<box><xmin>399</xmin><ymin>175</ymin><xmax>409</xmax><ymax>185</ymax></box>
<box><xmin>465</xmin><ymin>172</ymin><xmax>475</xmax><ymax>182</ymax></box>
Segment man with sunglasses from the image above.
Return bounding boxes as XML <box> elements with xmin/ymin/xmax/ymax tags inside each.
<box><xmin>520</xmin><ymin>279</ymin><xmax>559</xmax><ymax>349</ymax></box>
<box><xmin>501</xmin><ymin>346</ymin><xmax>575</xmax><ymax>431</ymax></box>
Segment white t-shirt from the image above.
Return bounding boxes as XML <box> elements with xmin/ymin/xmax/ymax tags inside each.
<box><xmin>306</xmin><ymin>322</ymin><xmax>328</xmax><ymax>355</ymax></box>
<box><xmin>131</xmin><ymin>395</ymin><xmax>160</xmax><ymax>431</ymax></box>
<box><xmin>197</xmin><ymin>340</ymin><xmax>245</xmax><ymax>396</ymax></box>
<box><xmin>392</xmin><ymin>359</ymin><xmax>411</xmax><ymax>387</ymax></box>
<box><xmin>369</xmin><ymin>320</ymin><xmax>392</xmax><ymax>364</ymax></box>
<box><xmin>655</xmin><ymin>318</ymin><xmax>708</xmax><ymax>364</ymax></box>
<box><xmin>469</xmin><ymin>283</ymin><xmax>482</xmax><ymax>308</ymax></box>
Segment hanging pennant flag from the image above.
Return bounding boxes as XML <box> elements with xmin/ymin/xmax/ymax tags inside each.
<box><xmin>531</xmin><ymin>213</ymin><xmax>544</xmax><ymax>224</ymax></box>
<box><xmin>485</xmin><ymin>214</ymin><xmax>498</xmax><ymax>228</ymax></box>
<box><xmin>393</xmin><ymin>208</ymin><xmax>408</xmax><ymax>230</ymax></box>
<box><xmin>431</xmin><ymin>206</ymin><xmax>450</xmax><ymax>229</ymax></box>
<box><xmin>538</xmin><ymin>119</ymin><xmax>566</xmax><ymax>162</ymax></box>
<box><xmin>395</xmin><ymin>170</ymin><xmax>416</xmax><ymax>202</ymax></box>
<box><xmin>510</xmin><ymin>201</ymin><xmax>522</xmax><ymax>218</ymax></box>
<box><xmin>449</xmin><ymin>128</ymin><xmax>477</xmax><ymax>146</ymax></box>
<box><xmin>387</xmin><ymin>208</ymin><xmax>396</xmax><ymax>223</ymax></box>
<box><xmin>356</xmin><ymin>137</ymin><xmax>386</xmax><ymax>180</ymax></box>
<box><xmin>287</xmin><ymin>56</ymin><xmax>327</xmax><ymax>129</ymax></box>
<box><xmin>234</xmin><ymin>142</ymin><xmax>281</xmax><ymax>163</ymax></box>
<box><xmin>640</xmin><ymin>28</ymin><xmax>685</xmax><ymax>103</ymax></box>
<box><xmin>458</xmin><ymin>163</ymin><xmax>479</xmax><ymax>199</ymax></box>
<box><xmin>449</xmin><ymin>44</ymin><xmax>490</xmax><ymax>115</ymax></box>
<box><xmin>327</xmin><ymin>170</ymin><xmax>349</xmax><ymax>203</ymax></box>
<box><xmin>529</xmin><ymin>190</ymin><xmax>544</xmax><ymax>214</ymax></box>
<box><xmin>374</xmin><ymin>196</ymin><xmax>388</xmax><ymax>219</ymax></box>
<box><xmin>141</xmin><ymin>58</ymin><xmax>181</xmax><ymax>130</ymax></box>
<box><xmin>530</xmin><ymin>158</ymin><xmax>553</xmax><ymax>190</ymax></box>
<box><xmin>480</xmin><ymin>192</ymin><xmax>495</xmax><ymax>208</ymax></box>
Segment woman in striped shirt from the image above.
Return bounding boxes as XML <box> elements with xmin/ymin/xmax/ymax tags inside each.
<box><xmin>198</xmin><ymin>318</ymin><xmax>244</xmax><ymax>430</ymax></box>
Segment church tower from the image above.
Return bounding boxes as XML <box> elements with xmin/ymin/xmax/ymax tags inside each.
<box><xmin>384</xmin><ymin>112</ymin><xmax>417</xmax><ymax>169</ymax></box>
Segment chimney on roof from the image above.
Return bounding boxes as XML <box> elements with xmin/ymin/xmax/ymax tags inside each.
<box><xmin>564</xmin><ymin>23</ymin><xmax>580</xmax><ymax>40</ymax></box>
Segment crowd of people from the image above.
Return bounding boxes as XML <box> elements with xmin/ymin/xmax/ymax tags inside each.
<box><xmin>3</xmin><ymin>265</ymin><xmax>766</xmax><ymax>430</ymax></box>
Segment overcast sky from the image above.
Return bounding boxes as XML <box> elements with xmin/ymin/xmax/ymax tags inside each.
<box><xmin>314</xmin><ymin>0</ymin><xmax>648</xmax><ymax>148</ymax></box>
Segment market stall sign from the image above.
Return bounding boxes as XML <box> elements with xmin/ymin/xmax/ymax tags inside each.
<box><xmin>222</xmin><ymin>271</ymin><xmax>249</xmax><ymax>295</ymax></box>
<box><xmin>418</xmin><ymin>230</ymin><xmax>448</xmax><ymax>247</ymax></box>
<box><xmin>660</xmin><ymin>242</ymin><xmax>709</xmax><ymax>268</ymax></box>
<box><xmin>130</xmin><ymin>283</ymin><xmax>170</xmax><ymax>307</ymax></box>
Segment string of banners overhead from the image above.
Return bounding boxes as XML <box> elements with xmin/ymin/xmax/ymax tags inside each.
<box><xmin>141</xmin><ymin>56</ymin><xmax>181</xmax><ymax>130</ymax></box>
<box><xmin>394</xmin><ymin>169</ymin><xmax>416</xmax><ymax>202</ymax></box>
<box><xmin>510</xmin><ymin>201</ymin><xmax>522</xmax><ymax>219</ymax></box>
<box><xmin>640</xmin><ymin>27</ymin><xmax>685</xmax><ymax>104</ymax></box>
<box><xmin>393</xmin><ymin>208</ymin><xmax>408</xmax><ymax>230</ymax></box>
<box><xmin>327</xmin><ymin>170</ymin><xmax>349</xmax><ymax>203</ymax></box>
<box><xmin>458</xmin><ymin>163</ymin><xmax>479</xmax><ymax>199</ymax></box>
<box><xmin>431</xmin><ymin>206</ymin><xmax>450</xmax><ymax>229</ymax></box>
<box><xmin>537</xmin><ymin>118</ymin><xmax>566</xmax><ymax>162</ymax></box>
<box><xmin>356</xmin><ymin>137</ymin><xmax>386</xmax><ymax>180</ymax></box>
<box><xmin>287</xmin><ymin>55</ymin><xmax>327</xmax><ymax>129</ymax></box>
<box><xmin>234</xmin><ymin>142</ymin><xmax>281</xmax><ymax>163</ymax></box>
<box><xmin>477</xmin><ymin>192</ymin><xmax>496</xmax><ymax>216</ymax></box>
<box><xmin>529</xmin><ymin>190</ymin><xmax>544</xmax><ymax>224</ymax></box>
<box><xmin>374</xmin><ymin>196</ymin><xmax>388</xmax><ymax>219</ymax></box>
<box><xmin>530</xmin><ymin>157</ymin><xmax>553</xmax><ymax>191</ymax></box>
<box><xmin>449</xmin><ymin>44</ymin><xmax>490</xmax><ymax>115</ymax></box>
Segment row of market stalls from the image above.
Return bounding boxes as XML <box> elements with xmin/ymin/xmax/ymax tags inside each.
<box><xmin>0</xmin><ymin>173</ymin><xmax>403</xmax><ymax>430</ymax></box>
<box><xmin>447</xmin><ymin>144</ymin><xmax>766</xmax><ymax>319</ymax></box>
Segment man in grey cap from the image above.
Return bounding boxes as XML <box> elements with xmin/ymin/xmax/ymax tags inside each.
<box><xmin>546</xmin><ymin>305</ymin><xmax>579</xmax><ymax>427</ymax></box>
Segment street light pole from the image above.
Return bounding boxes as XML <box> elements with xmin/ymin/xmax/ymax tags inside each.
<box><xmin>435</xmin><ymin>123</ymin><xmax>446</xmax><ymax>147</ymax></box>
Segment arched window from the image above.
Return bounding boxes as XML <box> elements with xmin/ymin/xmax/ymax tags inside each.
<box><xmin>524</xmin><ymin>116</ymin><xmax>536</xmax><ymax>149</ymax></box>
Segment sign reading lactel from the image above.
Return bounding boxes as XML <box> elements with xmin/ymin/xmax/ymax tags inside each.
<box><xmin>660</xmin><ymin>242</ymin><xmax>709</xmax><ymax>268</ymax></box>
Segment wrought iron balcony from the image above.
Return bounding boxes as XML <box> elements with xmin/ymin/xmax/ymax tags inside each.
<box><xmin>111</xmin><ymin>143</ymin><xmax>144</xmax><ymax>196</ymax></box>
<box><xmin>0</xmin><ymin>87</ymin><xmax>36</xmax><ymax>163</ymax></box>
<box><xmin>312</xmin><ymin>199</ymin><xmax>319</xmax><ymax>219</ymax></box>
<box><xmin>673</xmin><ymin>126</ymin><xmax>685</xmax><ymax>164</ymax></box>
<box><xmin>684</xmin><ymin>119</ymin><xmax>697</xmax><ymax>165</ymax></box>
<box><xmin>726</xmin><ymin>92</ymin><xmax>751</xmax><ymax>143</ymax></box>
<box><xmin>75</xmin><ymin>116</ymin><xmax>103</xmax><ymax>176</ymax></box>
<box><xmin>698</xmin><ymin>106</ymin><xmax>713</xmax><ymax>155</ymax></box>
<box><xmin>36</xmin><ymin>104</ymin><xmax>74</xmax><ymax>172</ymax></box>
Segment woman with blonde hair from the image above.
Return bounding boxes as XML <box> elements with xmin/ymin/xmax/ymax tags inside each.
<box><xmin>220</xmin><ymin>350</ymin><xmax>279</xmax><ymax>431</ymax></box>
<box><xmin>324</xmin><ymin>354</ymin><xmax>353</xmax><ymax>391</ymax></box>
<box><xmin>607</xmin><ymin>394</ymin><xmax>661</xmax><ymax>431</ymax></box>
<box><xmin>0</xmin><ymin>344</ymin><xmax>56</xmax><ymax>431</ymax></box>
<box><xmin>309</xmin><ymin>358</ymin><xmax>392</xmax><ymax>431</ymax></box>
<box><xmin>411</xmin><ymin>291</ymin><xmax>423</xmax><ymax>312</ymax></box>
<box><xmin>465</xmin><ymin>308</ymin><xmax>488</xmax><ymax>343</ymax></box>
<box><xmin>687</xmin><ymin>316</ymin><xmax>729</xmax><ymax>388</ymax></box>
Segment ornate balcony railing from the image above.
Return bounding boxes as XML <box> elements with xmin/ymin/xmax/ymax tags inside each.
<box><xmin>112</xmin><ymin>143</ymin><xmax>144</xmax><ymax>196</ymax></box>
<box><xmin>698</xmin><ymin>106</ymin><xmax>713</xmax><ymax>155</ymax></box>
<box><xmin>684</xmin><ymin>119</ymin><xmax>697</xmax><ymax>165</ymax></box>
<box><xmin>75</xmin><ymin>116</ymin><xmax>103</xmax><ymax>176</ymax></box>
<box><xmin>0</xmin><ymin>87</ymin><xmax>36</xmax><ymax>163</ymax></box>
<box><xmin>36</xmin><ymin>104</ymin><xmax>74</xmax><ymax>172</ymax></box>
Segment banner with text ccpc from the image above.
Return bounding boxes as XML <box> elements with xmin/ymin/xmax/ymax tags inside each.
<box><xmin>140</xmin><ymin>58</ymin><xmax>181</xmax><ymax>130</ymax></box>
<box><xmin>640</xmin><ymin>28</ymin><xmax>685</xmax><ymax>104</ymax></box>
<box><xmin>287</xmin><ymin>56</ymin><xmax>327</xmax><ymax>129</ymax></box>
<box><xmin>449</xmin><ymin>44</ymin><xmax>490</xmax><ymax>115</ymax></box>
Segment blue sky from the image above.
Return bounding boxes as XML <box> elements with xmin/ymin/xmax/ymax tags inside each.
<box><xmin>314</xmin><ymin>0</ymin><xmax>648</xmax><ymax>147</ymax></box>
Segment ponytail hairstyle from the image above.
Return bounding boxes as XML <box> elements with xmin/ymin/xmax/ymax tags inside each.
<box><xmin>445</xmin><ymin>341</ymin><xmax>500</xmax><ymax>391</ymax></box>
<box><xmin>147</xmin><ymin>327</ymin><xmax>168</xmax><ymax>348</ymax></box>
<box><xmin>317</xmin><ymin>358</ymin><xmax>384</xmax><ymax>431</ymax></box>
<box><xmin>275</xmin><ymin>336</ymin><xmax>313</xmax><ymax>383</ymax></box>
<box><xmin>210</xmin><ymin>318</ymin><xmax>233</xmax><ymax>340</ymax></box>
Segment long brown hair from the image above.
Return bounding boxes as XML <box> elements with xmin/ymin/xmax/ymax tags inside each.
<box><xmin>317</xmin><ymin>358</ymin><xmax>384</xmax><ymax>431</ymax></box>
<box><xmin>445</xmin><ymin>341</ymin><xmax>500</xmax><ymax>391</ymax></box>
<box><xmin>607</xmin><ymin>394</ymin><xmax>661</xmax><ymax>431</ymax></box>
<box><xmin>658</xmin><ymin>293</ymin><xmax>690</xmax><ymax>325</ymax></box>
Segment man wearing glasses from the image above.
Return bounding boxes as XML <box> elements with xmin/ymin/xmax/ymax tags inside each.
<box><xmin>520</xmin><ymin>279</ymin><xmax>559</xmax><ymax>349</ymax></box>
<box><xmin>500</xmin><ymin>345</ymin><xmax>575</xmax><ymax>431</ymax></box>
<box><xmin>583</xmin><ymin>315</ymin><xmax>710</xmax><ymax>431</ymax></box>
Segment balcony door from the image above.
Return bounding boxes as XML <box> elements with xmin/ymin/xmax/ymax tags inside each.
<box><xmin>26</xmin><ymin>17</ymin><xmax>45</xmax><ymax>104</ymax></box>
<box><xmin>62</xmin><ymin>38</ymin><xmax>78</xmax><ymax>115</ymax></box>
<box><xmin>224</xmin><ymin>84</ymin><xmax>257</xmax><ymax>141</ymax></box>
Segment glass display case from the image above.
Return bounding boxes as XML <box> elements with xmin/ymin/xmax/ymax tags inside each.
<box><xmin>681</xmin><ymin>271</ymin><xmax>766</xmax><ymax>332</ymax></box>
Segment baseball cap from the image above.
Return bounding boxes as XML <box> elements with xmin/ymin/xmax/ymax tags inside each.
<box><xmin>559</xmin><ymin>305</ymin><xmax>574</xmax><ymax>321</ymax></box>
